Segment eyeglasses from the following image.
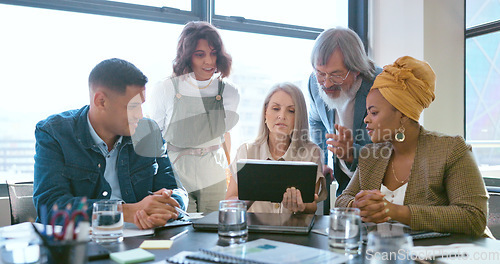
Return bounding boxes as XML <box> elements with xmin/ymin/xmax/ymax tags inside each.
<box><xmin>314</xmin><ymin>69</ymin><xmax>350</xmax><ymax>85</ymax></box>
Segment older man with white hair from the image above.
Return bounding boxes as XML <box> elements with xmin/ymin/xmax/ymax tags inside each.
<box><xmin>307</xmin><ymin>27</ymin><xmax>381</xmax><ymax>214</ymax></box>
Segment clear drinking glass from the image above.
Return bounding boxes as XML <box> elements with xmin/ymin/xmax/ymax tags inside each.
<box><xmin>365</xmin><ymin>231</ymin><xmax>413</xmax><ymax>264</ymax></box>
<box><xmin>218</xmin><ymin>200</ymin><xmax>248</xmax><ymax>238</ymax></box>
<box><xmin>92</xmin><ymin>200</ymin><xmax>124</xmax><ymax>244</ymax></box>
<box><xmin>329</xmin><ymin>207</ymin><xmax>362</xmax><ymax>254</ymax></box>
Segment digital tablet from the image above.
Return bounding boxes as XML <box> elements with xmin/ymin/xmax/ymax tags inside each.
<box><xmin>192</xmin><ymin>211</ymin><xmax>315</xmax><ymax>234</ymax></box>
<box><xmin>236</xmin><ymin>159</ymin><xmax>317</xmax><ymax>203</ymax></box>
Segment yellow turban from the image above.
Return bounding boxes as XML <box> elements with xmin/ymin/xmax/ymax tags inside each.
<box><xmin>371</xmin><ymin>56</ymin><xmax>436</xmax><ymax>122</ymax></box>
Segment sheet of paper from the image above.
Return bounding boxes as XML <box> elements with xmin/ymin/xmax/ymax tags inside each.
<box><xmin>185</xmin><ymin>212</ymin><xmax>204</xmax><ymax>220</ymax></box>
<box><xmin>411</xmin><ymin>243</ymin><xmax>500</xmax><ymax>264</ymax></box>
<box><xmin>123</xmin><ymin>222</ymin><xmax>154</xmax><ymax>238</ymax></box>
<box><xmin>109</xmin><ymin>248</ymin><xmax>155</xmax><ymax>264</ymax></box>
<box><xmin>139</xmin><ymin>240</ymin><xmax>173</xmax><ymax>249</ymax></box>
<box><xmin>36</xmin><ymin>222</ymin><xmax>153</xmax><ymax>239</ymax></box>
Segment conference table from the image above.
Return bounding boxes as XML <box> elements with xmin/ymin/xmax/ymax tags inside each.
<box><xmin>91</xmin><ymin>215</ymin><xmax>500</xmax><ymax>264</ymax></box>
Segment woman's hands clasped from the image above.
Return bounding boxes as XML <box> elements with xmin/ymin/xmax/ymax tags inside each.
<box><xmin>352</xmin><ymin>189</ymin><xmax>390</xmax><ymax>223</ymax></box>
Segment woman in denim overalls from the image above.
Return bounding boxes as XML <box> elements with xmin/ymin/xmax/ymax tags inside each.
<box><xmin>148</xmin><ymin>21</ymin><xmax>239</xmax><ymax>213</ymax></box>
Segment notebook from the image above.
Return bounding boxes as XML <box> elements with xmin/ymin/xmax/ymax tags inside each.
<box><xmin>191</xmin><ymin>211</ymin><xmax>315</xmax><ymax>234</ymax></box>
<box><xmin>167</xmin><ymin>239</ymin><xmax>349</xmax><ymax>264</ymax></box>
<box><xmin>237</xmin><ymin>159</ymin><xmax>318</xmax><ymax>203</ymax></box>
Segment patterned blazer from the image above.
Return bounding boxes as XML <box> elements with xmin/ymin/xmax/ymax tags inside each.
<box><xmin>336</xmin><ymin>127</ymin><xmax>489</xmax><ymax>237</ymax></box>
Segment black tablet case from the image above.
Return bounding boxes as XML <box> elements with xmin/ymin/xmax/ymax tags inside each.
<box><xmin>236</xmin><ymin>159</ymin><xmax>317</xmax><ymax>203</ymax></box>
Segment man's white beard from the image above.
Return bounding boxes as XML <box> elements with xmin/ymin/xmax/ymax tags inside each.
<box><xmin>317</xmin><ymin>82</ymin><xmax>357</xmax><ymax>111</ymax></box>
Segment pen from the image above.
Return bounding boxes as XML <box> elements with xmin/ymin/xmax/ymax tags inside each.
<box><xmin>169</xmin><ymin>229</ymin><xmax>188</xmax><ymax>241</ymax></box>
<box><xmin>31</xmin><ymin>223</ymin><xmax>50</xmax><ymax>247</ymax></box>
<box><xmin>148</xmin><ymin>191</ymin><xmax>191</xmax><ymax>217</ymax></box>
<box><xmin>40</xmin><ymin>204</ymin><xmax>47</xmax><ymax>235</ymax></box>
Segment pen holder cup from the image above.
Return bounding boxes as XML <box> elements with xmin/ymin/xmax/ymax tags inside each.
<box><xmin>44</xmin><ymin>240</ymin><xmax>88</xmax><ymax>264</ymax></box>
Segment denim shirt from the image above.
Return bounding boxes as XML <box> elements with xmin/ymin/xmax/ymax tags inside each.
<box><xmin>33</xmin><ymin>105</ymin><xmax>187</xmax><ymax>222</ymax></box>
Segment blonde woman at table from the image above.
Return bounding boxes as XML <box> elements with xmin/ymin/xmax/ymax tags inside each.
<box><xmin>335</xmin><ymin>56</ymin><xmax>491</xmax><ymax>237</ymax></box>
<box><xmin>226</xmin><ymin>82</ymin><xmax>327</xmax><ymax>214</ymax></box>
<box><xmin>148</xmin><ymin>21</ymin><xmax>239</xmax><ymax>213</ymax></box>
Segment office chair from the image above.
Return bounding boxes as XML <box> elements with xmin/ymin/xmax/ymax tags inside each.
<box><xmin>488</xmin><ymin>192</ymin><xmax>500</xmax><ymax>239</ymax></box>
<box><xmin>7</xmin><ymin>181</ymin><xmax>37</xmax><ymax>225</ymax></box>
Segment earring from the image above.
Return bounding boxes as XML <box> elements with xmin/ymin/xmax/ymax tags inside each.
<box><xmin>395</xmin><ymin>125</ymin><xmax>405</xmax><ymax>142</ymax></box>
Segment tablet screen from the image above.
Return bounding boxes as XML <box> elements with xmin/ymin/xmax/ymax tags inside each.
<box><xmin>236</xmin><ymin>159</ymin><xmax>317</xmax><ymax>203</ymax></box>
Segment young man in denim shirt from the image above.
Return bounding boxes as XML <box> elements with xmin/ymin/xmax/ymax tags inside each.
<box><xmin>34</xmin><ymin>58</ymin><xmax>188</xmax><ymax>229</ymax></box>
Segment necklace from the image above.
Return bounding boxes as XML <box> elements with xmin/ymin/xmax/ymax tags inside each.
<box><xmin>186</xmin><ymin>76</ymin><xmax>214</xmax><ymax>90</ymax></box>
<box><xmin>391</xmin><ymin>161</ymin><xmax>409</xmax><ymax>184</ymax></box>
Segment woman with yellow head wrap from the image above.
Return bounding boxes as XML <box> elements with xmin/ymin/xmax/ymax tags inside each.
<box><xmin>372</xmin><ymin>56</ymin><xmax>436</xmax><ymax>122</ymax></box>
<box><xmin>336</xmin><ymin>56</ymin><xmax>491</xmax><ymax>237</ymax></box>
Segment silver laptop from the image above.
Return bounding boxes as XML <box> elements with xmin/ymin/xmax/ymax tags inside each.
<box><xmin>192</xmin><ymin>211</ymin><xmax>315</xmax><ymax>235</ymax></box>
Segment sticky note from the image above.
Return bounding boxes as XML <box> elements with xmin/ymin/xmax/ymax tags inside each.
<box><xmin>109</xmin><ymin>248</ymin><xmax>155</xmax><ymax>264</ymax></box>
<box><xmin>139</xmin><ymin>240</ymin><xmax>174</xmax><ymax>249</ymax></box>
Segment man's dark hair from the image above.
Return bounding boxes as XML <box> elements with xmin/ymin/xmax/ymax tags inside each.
<box><xmin>88</xmin><ymin>58</ymin><xmax>148</xmax><ymax>93</ymax></box>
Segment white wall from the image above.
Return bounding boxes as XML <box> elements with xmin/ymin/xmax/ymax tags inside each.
<box><xmin>370</xmin><ymin>0</ymin><xmax>464</xmax><ymax>136</ymax></box>
<box><xmin>369</xmin><ymin>0</ymin><xmax>425</xmax><ymax>66</ymax></box>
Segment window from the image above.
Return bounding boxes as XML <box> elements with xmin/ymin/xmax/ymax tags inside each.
<box><xmin>0</xmin><ymin>0</ymin><xmax>350</xmax><ymax>181</ymax></box>
<box><xmin>465</xmin><ymin>0</ymin><xmax>500</xmax><ymax>180</ymax></box>
<box><xmin>104</xmin><ymin>0</ymin><xmax>190</xmax><ymax>10</ymax></box>
<box><xmin>214</xmin><ymin>0</ymin><xmax>348</xmax><ymax>29</ymax></box>
<box><xmin>466</xmin><ymin>0</ymin><xmax>500</xmax><ymax>28</ymax></box>
<box><xmin>0</xmin><ymin>3</ymin><xmax>182</xmax><ymax>179</ymax></box>
<box><xmin>219</xmin><ymin>30</ymin><xmax>317</xmax><ymax>147</ymax></box>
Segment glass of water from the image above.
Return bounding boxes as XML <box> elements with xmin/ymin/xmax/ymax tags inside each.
<box><xmin>92</xmin><ymin>200</ymin><xmax>124</xmax><ymax>244</ymax></box>
<box><xmin>218</xmin><ymin>200</ymin><xmax>247</xmax><ymax>239</ymax></box>
<box><xmin>329</xmin><ymin>207</ymin><xmax>362</xmax><ymax>255</ymax></box>
<box><xmin>366</xmin><ymin>231</ymin><xmax>413</xmax><ymax>264</ymax></box>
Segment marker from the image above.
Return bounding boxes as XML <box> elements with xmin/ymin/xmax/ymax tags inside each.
<box><xmin>76</xmin><ymin>221</ymin><xmax>90</xmax><ymax>241</ymax></box>
<box><xmin>169</xmin><ymin>229</ymin><xmax>188</xmax><ymax>241</ymax></box>
<box><xmin>40</xmin><ymin>204</ymin><xmax>47</xmax><ymax>235</ymax></box>
<box><xmin>148</xmin><ymin>191</ymin><xmax>191</xmax><ymax>217</ymax></box>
